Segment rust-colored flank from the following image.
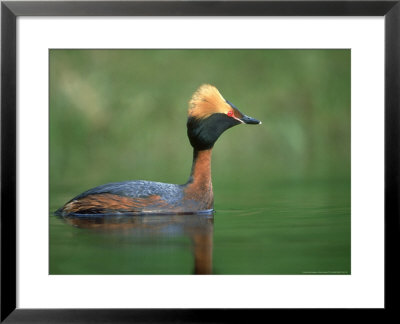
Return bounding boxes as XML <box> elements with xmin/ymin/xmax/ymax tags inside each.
<box><xmin>63</xmin><ymin>193</ymin><xmax>169</xmax><ymax>214</ymax></box>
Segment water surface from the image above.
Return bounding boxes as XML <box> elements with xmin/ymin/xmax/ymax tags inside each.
<box><xmin>50</xmin><ymin>180</ymin><xmax>350</xmax><ymax>275</ymax></box>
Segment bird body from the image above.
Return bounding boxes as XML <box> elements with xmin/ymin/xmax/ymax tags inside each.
<box><xmin>56</xmin><ymin>85</ymin><xmax>260</xmax><ymax>216</ymax></box>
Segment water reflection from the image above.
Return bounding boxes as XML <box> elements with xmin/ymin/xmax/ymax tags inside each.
<box><xmin>61</xmin><ymin>213</ymin><xmax>214</xmax><ymax>274</ymax></box>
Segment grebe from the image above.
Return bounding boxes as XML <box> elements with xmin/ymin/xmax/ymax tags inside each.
<box><xmin>56</xmin><ymin>84</ymin><xmax>261</xmax><ymax>216</ymax></box>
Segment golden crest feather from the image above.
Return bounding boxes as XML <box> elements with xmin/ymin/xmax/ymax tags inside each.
<box><xmin>188</xmin><ymin>84</ymin><xmax>232</xmax><ymax>119</ymax></box>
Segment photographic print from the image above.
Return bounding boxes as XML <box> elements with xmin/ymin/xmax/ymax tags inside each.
<box><xmin>49</xmin><ymin>49</ymin><xmax>350</xmax><ymax>275</ymax></box>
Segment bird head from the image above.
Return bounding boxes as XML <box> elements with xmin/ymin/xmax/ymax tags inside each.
<box><xmin>187</xmin><ymin>84</ymin><xmax>261</xmax><ymax>150</ymax></box>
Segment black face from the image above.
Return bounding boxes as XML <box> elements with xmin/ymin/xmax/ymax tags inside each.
<box><xmin>187</xmin><ymin>114</ymin><xmax>242</xmax><ymax>150</ymax></box>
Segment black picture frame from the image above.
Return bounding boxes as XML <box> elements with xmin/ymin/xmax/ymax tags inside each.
<box><xmin>1</xmin><ymin>0</ymin><xmax>399</xmax><ymax>322</ymax></box>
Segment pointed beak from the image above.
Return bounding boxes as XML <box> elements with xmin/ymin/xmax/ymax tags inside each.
<box><xmin>240</xmin><ymin>114</ymin><xmax>262</xmax><ymax>125</ymax></box>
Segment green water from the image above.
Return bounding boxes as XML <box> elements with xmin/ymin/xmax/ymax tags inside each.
<box><xmin>49</xmin><ymin>49</ymin><xmax>350</xmax><ymax>275</ymax></box>
<box><xmin>50</xmin><ymin>180</ymin><xmax>350</xmax><ymax>275</ymax></box>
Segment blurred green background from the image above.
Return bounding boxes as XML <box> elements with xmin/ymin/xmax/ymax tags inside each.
<box><xmin>49</xmin><ymin>49</ymin><xmax>350</xmax><ymax>274</ymax></box>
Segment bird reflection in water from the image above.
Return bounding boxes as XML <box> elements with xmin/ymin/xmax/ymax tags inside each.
<box><xmin>61</xmin><ymin>213</ymin><xmax>214</xmax><ymax>275</ymax></box>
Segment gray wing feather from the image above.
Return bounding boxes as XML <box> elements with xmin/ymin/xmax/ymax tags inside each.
<box><xmin>73</xmin><ymin>180</ymin><xmax>184</xmax><ymax>205</ymax></box>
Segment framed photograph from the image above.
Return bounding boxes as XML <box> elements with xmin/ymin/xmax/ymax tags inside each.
<box><xmin>1</xmin><ymin>0</ymin><xmax>398</xmax><ymax>321</ymax></box>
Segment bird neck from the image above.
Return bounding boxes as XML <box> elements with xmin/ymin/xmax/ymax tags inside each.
<box><xmin>183</xmin><ymin>149</ymin><xmax>214</xmax><ymax>210</ymax></box>
<box><xmin>187</xmin><ymin>149</ymin><xmax>213</xmax><ymax>189</ymax></box>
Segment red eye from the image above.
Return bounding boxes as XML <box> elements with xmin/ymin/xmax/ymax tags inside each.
<box><xmin>227</xmin><ymin>110</ymin><xmax>234</xmax><ymax>117</ymax></box>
